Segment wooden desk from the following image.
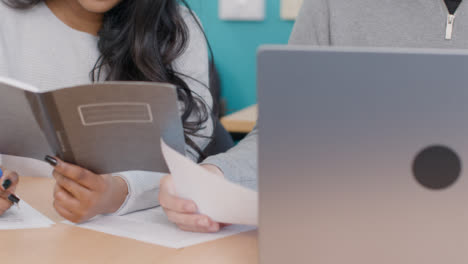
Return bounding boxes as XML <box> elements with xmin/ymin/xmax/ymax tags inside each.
<box><xmin>4</xmin><ymin>176</ymin><xmax>258</xmax><ymax>264</ymax></box>
<box><xmin>221</xmin><ymin>105</ymin><xmax>257</xmax><ymax>134</ymax></box>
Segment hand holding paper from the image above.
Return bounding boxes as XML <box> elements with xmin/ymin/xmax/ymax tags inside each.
<box><xmin>161</xmin><ymin>139</ymin><xmax>258</xmax><ymax>226</ymax></box>
<box><xmin>159</xmin><ymin>174</ymin><xmax>225</xmax><ymax>233</ymax></box>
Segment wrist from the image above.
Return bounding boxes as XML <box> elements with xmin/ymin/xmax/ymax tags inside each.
<box><xmin>101</xmin><ymin>174</ymin><xmax>129</xmax><ymax>214</ymax></box>
<box><xmin>201</xmin><ymin>164</ymin><xmax>224</xmax><ymax>178</ymax></box>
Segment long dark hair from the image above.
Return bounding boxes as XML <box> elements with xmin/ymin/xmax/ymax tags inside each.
<box><xmin>2</xmin><ymin>0</ymin><xmax>213</xmax><ymax>160</ymax></box>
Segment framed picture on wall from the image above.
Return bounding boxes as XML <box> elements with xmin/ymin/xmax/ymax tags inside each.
<box><xmin>281</xmin><ymin>0</ymin><xmax>303</xmax><ymax>20</ymax></box>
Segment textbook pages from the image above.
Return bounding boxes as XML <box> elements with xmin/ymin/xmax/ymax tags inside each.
<box><xmin>0</xmin><ymin>77</ymin><xmax>185</xmax><ymax>174</ymax></box>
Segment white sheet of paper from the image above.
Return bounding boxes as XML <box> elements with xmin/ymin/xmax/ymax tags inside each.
<box><xmin>63</xmin><ymin>207</ymin><xmax>255</xmax><ymax>249</ymax></box>
<box><xmin>0</xmin><ymin>200</ymin><xmax>55</xmax><ymax>229</ymax></box>
<box><xmin>161</xmin><ymin>139</ymin><xmax>258</xmax><ymax>226</ymax></box>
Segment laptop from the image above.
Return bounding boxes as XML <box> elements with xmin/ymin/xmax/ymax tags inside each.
<box><xmin>258</xmin><ymin>46</ymin><xmax>468</xmax><ymax>264</ymax></box>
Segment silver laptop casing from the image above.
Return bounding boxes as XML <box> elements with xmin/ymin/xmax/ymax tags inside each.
<box><xmin>258</xmin><ymin>46</ymin><xmax>468</xmax><ymax>264</ymax></box>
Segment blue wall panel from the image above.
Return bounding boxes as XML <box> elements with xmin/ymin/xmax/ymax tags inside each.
<box><xmin>186</xmin><ymin>0</ymin><xmax>294</xmax><ymax>113</ymax></box>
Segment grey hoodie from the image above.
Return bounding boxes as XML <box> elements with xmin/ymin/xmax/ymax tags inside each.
<box><xmin>203</xmin><ymin>0</ymin><xmax>468</xmax><ymax>189</ymax></box>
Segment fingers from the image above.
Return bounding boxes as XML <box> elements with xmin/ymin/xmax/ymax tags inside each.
<box><xmin>53</xmin><ymin>185</ymin><xmax>86</xmax><ymax>222</ymax></box>
<box><xmin>0</xmin><ymin>168</ymin><xmax>19</xmax><ymax>216</ymax></box>
<box><xmin>53</xmin><ymin>171</ymin><xmax>91</xmax><ymax>201</ymax></box>
<box><xmin>50</xmin><ymin>164</ymin><xmax>115</xmax><ymax>222</ymax></box>
<box><xmin>53</xmin><ymin>199</ymin><xmax>79</xmax><ymax>223</ymax></box>
<box><xmin>159</xmin><ymin>175</ymin><xmax>222</xmax><ymax>233</ymax></box>
<box><xmin>0</xmin><ymin>168</ymin><xmax>19</xmax><ymax>192</ymax></box>
<box><xmin>159</xmin><ymin>192</ymin><xmax>197</xmax><ymax>214</ymax></box>
<box><xmin>52</xmin><ymin>158</ymin><xmax>96</xmax><ymax>189</ymax></box>
<box><xmin>165</xmin><ymin>209</ymin><xmax>210</xmax><ymax>227</ymax></box>
<box><xmin>178</xmin><ymin>223</ymin><xmax>222</xmax><ymax>233</ymax></box>
<box><xmin>0</xmin><ymin>197</ymin><xmax>13</xmax><ymax>215</ymax></box>
<box><xmin>164</xmin><ymin>209</ymin><xmax>221</xmax><ymax>233</ymax></box>
<box><xmin>53</xmin><ymin>185</ymin><xmax>81</xmax><ymax>212</ymax></box>
<box><xmin>159</xmin><ymin>175</ymin><xmax>176</xmax><ymax>195</ymax></box>
<box><xmin>0</xmin><ymin>190</ymin><xmax>13</xmax><ymax>200</ymax></box>
<box><xmin>159</xmin><ymin>175</ymin><xmax>197</xmax><ymax>214</ymax></box>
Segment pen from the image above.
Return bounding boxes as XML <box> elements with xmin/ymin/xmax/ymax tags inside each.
<box><xmin>0</xmin><ymin>168</ymin><xmax>21</xmax><ymax>206</ymax></box>
<box><xmin>8</xmin><ymin>194</ymin><xmax>20</xmax><ymax>205</ymax></box>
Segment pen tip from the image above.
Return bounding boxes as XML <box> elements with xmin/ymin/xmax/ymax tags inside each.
<box><xmin>7</xmin><ymin>194</ymin><xmax>20</xmax><ymax>204</ymax></box>
<box><xmin>44</xmin><ymin>155</ymin><xmax>58</xmax><ymax>167</ymax></box>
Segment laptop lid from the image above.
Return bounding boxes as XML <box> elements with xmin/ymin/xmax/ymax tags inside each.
<box><xmin>258</xmin><ymin>46</ymin><xmax>468</xmax><ymax>264</ymax></box>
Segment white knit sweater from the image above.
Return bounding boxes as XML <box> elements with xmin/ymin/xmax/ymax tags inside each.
<box><xmin>0</xmin><ymin>1</ymin><xmax>213</xmax><ymax>215</ymax></box>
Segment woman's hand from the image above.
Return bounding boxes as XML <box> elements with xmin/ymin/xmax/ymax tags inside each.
<box><xmin>47</xmin><ymin>157</ymin><xmax>128</xmax><ymax>223</ymax></box>
<box><xmin>159</xmin><ymin>164</ymin><xmax>228</xmax><ymax>233</ymax></box>
<box><xmin>0</xmin><ymin>167</ymin><xmax>19</xmax><ymax>215</ymax></box>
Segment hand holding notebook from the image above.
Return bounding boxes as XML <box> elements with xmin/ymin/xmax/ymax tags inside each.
<box><xmin>0</xmin><ymin>77</ymin><xmax>186</xmax><ymax>175</ymax></box>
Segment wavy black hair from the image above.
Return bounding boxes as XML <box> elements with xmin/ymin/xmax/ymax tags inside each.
<box><xmin>2</xmin><ymin>0</ymin><xmax>214</xmax><ymax>160</ymax></box>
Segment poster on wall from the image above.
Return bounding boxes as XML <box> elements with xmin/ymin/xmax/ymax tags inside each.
<box><xmin>281</xmin><ymin>0</ymin><xmax>304</xmax><ymax>20</ymax></box>
<box><xmin>219</xmin><ymin>0</ymin><xmax>265</xmax><ymax>21</ymax></box>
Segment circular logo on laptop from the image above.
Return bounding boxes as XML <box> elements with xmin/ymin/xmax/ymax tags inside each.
<box><xmin>412</xmin><ymin>145</ymin><xmax>461</xmax><ymax>190</ymax></box>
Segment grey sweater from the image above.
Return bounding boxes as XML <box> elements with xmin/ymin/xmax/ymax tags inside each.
<box><xmin>204</xmin><ymin>0</ymin><xmax>468</xmax><ymax>189</ymax></box>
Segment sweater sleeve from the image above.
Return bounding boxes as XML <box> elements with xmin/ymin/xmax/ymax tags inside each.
<box><xmin>200</xmin><ymin>0</ymin><xmax>331</xmax><ymax>189</ymax></box>
<box><xmin>202</xmin><ymin>126</ymin><xmax>258</xmax><ymax>190</ymax></box>
<box><xmin>112</xmin><ymin>8</ymin><xmax>213</xmax><ymax>216</ymax></box>
<box><xmin>111</xmin><ymin>171</ymin><xmax>165</xmax><ymax>215</ymax></box>
<box><xmin>289</xmin><ymin>0</ymin><xmax>331</xmax><ymax>46</ymax></box>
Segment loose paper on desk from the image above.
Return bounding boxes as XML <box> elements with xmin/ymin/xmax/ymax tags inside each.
<box><xmin>64</xmin><ymin>207</ymin><xmax>254</xmax><ymax>249</ymax></box>
<box><xmin>161</xmin><ymin>139</ymin><xmax>258</xmax><ymax>226</ymax></box>
<box><xmin>0</xmin><ymin>200</ymin><xmax>54</xmax><ymax>229</ymax></box>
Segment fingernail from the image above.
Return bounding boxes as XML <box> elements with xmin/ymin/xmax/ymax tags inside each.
<box><xmin>184</xmin><ymin>203</ymin><xmax>197</xmax><ymax>212</ymax></box>
<box><xmin>197</xmin><ymin>218</ymin><xmax>210</xmax><ymax>227</ymax></box>
<box><xmin>209</xmin><ymin>223</ymin><xmax>219</xmax><ymax>232</ymax></box>
<box><xmin>0</xmin><ymin>168</ymin><xmax>3</xmax><ymax>179</ymax></box>
<box><xmin>44</xmin><ymin>155</ymin><xmax>58</xmax><ymax>166</ymax></box>
<box><xmin>7</xmin><ymin>194</ymin><xmax>20</xmax><ymax>204</ymax></box>
<box><xmin>2</xmin><ymin>179</ymin><xmax>11</xmax><ymax>190</ymax></box>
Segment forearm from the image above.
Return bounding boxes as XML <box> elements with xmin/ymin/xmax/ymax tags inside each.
<box><xmin>202</xmin><ymin>127</ymin><xmax>258</xmax><ymax>190</ymax></box>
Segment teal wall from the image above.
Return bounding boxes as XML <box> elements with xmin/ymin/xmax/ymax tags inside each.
<box><xmin>186</xmin><ymin>0</ymin><xmax>295</xmax><ymax>113</ymax></box>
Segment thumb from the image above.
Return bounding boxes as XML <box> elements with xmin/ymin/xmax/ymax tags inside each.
<box><xmin>0</xmin><ymin>168</ymin><xmax>19</xmax><ymax>192</ymax></box>
<box><xmin>161</xmin><ymin>175</ymin><xmax>177</xmax><ymax>195</ymax></box>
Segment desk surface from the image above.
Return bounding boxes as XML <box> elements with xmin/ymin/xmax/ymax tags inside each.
<box><xmin>221</xmin><ymin>105</ymin><xmax>257</xmax><ymax>134</ymax></box>
<box><xmin>5</xmin><ymin>176</ymin><xmax>258</xmax><ymax>264</ymax></box>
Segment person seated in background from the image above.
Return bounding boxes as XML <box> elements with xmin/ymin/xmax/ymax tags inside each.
<box><xmin>0</xmin><ymin>0</ymin><xmax>214</xmax><ymax>222</ymax></box>
<box><xmin>159</xmin><ymin>0</ymin><xmax>468</xmax><ymax>232</ymax></box>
